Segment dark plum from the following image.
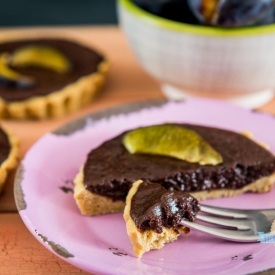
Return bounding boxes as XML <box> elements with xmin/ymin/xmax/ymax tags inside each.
<box><xmin>256</xmin><ymin>7</ymin><xmax>275</xmax><ymax>25</ymax></box>
<box><xmin>216</xmin><ymin>0</ymin><xmax>275</xmax><ymax>27</ymax></box>
<box><xmin>133</xmin><ymin>0</ymin><xmax>275</xmax><ymax>27</ymax></box>
<box><xmin>187</xmin><ymin>0</ymin><xmax>275</xmax><ymax>27</ymax></box>
<box><xmin>132</xmin><ymin>0</ymin><xmax>199</xmax><ymax>24</ymax></box>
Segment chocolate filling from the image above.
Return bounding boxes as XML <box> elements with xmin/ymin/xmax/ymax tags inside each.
<box><xmin>130</xmin><ymin>181</ymin><xmax>200</xmax><ymax>233</ymax></box>
<box><xmin>83</xmin><ymin>124</ymin><xmax>275</xmax><ymax>201</ymax></box>
<box><xmin>0</xmin><ymin>39</ymin><xmax>104</xmax><ymax>102</ymax></box>
<box><xmin>0</xmin><ymin>127</ymin><xmax>11</xmax><ymax>165</ymax></box>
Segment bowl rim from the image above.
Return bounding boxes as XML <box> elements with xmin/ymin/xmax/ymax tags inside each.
<box><xmin>119</xmin><ymin>0</ymin><xmax>275</xmax><ymax>37</ymax></box>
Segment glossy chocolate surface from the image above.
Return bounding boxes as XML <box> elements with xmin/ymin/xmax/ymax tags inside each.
<box><xmin>83</xmin><ymin>124</ymin><xmax>275</xmax><ymax>201</ymax></box>
<box><xmin>0</xmin><ymin>39</ymin><xmax>104</xmax><ymax>101</ymax></box>
<box><xmin>0</xmin><ymin>127</ymin><xmax>10</xmax><ymax>164</ymax></box>
<box><xmin>130</xmin><ymin>181</ymin><xmax>200</xmax><ymax>233</ymax></box>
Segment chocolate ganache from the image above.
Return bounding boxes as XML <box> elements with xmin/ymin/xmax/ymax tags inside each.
<box><xmin>130</xmin><ymin>181</ymin><xmax>200</xmax><ymax>233</ymax></box>
<box><xmin>0</xmin><ymin>127</ymin><xmax>10</xmax><ymax>164</ymax></box>
<box><xmin>83</xmin><ymin>124</ymin><xmax>275</xmax><ymax>201</ymax></box>
<box><xmin>0</xmin><ymin>39</ymin><xmax>104</xmax><ymax>102</ymax></box>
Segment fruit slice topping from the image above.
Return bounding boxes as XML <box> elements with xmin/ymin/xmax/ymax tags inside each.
<box><xmin>123</xmin><ymin>124</ymin><xmax>223</xmax><ymax>165</ymax></box>
<box><xmin>9</xmin><ymin>45</ymin><xmax>71</xmax><ymax>73</ymax></box>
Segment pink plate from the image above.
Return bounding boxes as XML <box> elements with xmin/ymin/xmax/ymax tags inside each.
<box><xmin>15</xmin><ymin>98</ymin><xmax>275</xmax><ymax>275</ymax></box>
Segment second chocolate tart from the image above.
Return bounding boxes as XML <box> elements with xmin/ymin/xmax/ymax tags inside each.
<box><xmin>0</xmin><ymin>38</ymin><xmax>109</xmax><ymax>119</ymax></box>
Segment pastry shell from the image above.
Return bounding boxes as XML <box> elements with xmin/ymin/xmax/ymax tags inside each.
<box><xmin>0</xmin><ymin>128</ymin><xmax>19</xmax><ymax>193</ymax></box>
<box><xmin>0</xmin><ymin>58</ymin><xmax>110</xmax><ymax>119</ymax></box>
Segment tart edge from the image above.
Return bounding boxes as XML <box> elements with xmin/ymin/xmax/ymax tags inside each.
<box><xmin>190</xmin><ymin>172</ymin><xmax>275</xmax><ymax>201</ymax></box>
<box><xmin>0</xmin><ymin>128</ymin><xmax>19</xmax><ymax>193</ymax></box>
<box><xmin>73</xmin><ymin>168</ymin><xmax>275</xmax><ymax>217</ymax></box>
<box><xmin>0</xmin><ymin>57</ymin><xmax>110</xmax><ymax>119</ymax></box>
<box><xmin>73</xmin><ymin>166</ymin><xmax>125</xmax><ymax>216</ymax></box>
<box><xmin>123</xmin><ymin>180</ymin><xmax>189</xmax><ymax>258</ymax></box>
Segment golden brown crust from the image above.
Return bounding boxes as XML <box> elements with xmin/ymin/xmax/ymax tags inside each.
<box><xmin>0</xmin><ymin>128</ymin><xmax>19</xmax><ymax>193</ymax></box>
<box><xmin>124</xmin><ymin>180</ymin><xmax>189</xmax><ymax>258</ymax></box>
<box><xmin>0</xmin><ymin>57</ymin><xmax>110</xmax><ymax>119</ymax></box>
<box><xmin>73</xmin><ymin>166</ymin><xmax>125</xmax><ymax>216</ymax></box>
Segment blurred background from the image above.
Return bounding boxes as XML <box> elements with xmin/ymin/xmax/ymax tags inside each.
<box><xmin>0</xmin><ymin>0</ymin><xmax>118</xmax><ymax>26</ymax></box>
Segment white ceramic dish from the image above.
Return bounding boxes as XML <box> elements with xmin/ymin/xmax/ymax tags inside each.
<box><xmin>118</xmin><ymin>0</ymin><xmax>275</xmax><ymax>108</ymax></box>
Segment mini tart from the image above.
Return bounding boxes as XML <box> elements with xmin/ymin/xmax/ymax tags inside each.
<box><xmin>74</xmin><ymin>124</ymin><xmax>275</xmax><ymax>216</ymax></box>
<box><xmin>124</xmin><ymin>180</ymin><xmax>198</xmax><ymax>258</ymax></box>
<box><xmin>0</xmin><ymin>39</ymin><xmax>110</xmax><ymax>119</ymax></box>
<box><xmin>0</xmin><ymin>126</ymin><xmax>19</xmax><ymax>193</ymax></box>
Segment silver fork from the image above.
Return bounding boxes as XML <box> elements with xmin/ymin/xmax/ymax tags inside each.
<box><xmin>180</xmin><ymin>204</ymin><xmax>275</xmax><ymax>242</ymax></box>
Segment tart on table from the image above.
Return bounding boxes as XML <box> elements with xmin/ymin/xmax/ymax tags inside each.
<box><xmin>0</xmin><ymin>38</ymin><xmax>109</xmax><ymax>119</ymax></box>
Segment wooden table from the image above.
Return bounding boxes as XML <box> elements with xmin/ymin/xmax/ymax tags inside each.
<box><xmin>0</xmin><ymin>26</ymin><xmax>275</xmax><ymax>275</ymax></box>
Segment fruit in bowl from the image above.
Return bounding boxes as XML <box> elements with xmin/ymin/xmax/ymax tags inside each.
<box><xmin>190</xmin><ymin>0</ymin><xmax>275</xmax><ymax>27</ymax></box>
<box><xmin>118</xmin><ymin>0</ymin><xmax>275</xmax><ymax>108</ymax></box>
<box><xmin>132</xmin><ymin>0</ymin><xmax>275</xmax><ymax>27</ymax></box>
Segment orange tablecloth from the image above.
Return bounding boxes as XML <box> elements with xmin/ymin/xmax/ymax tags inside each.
<box><xmin>0</xmin><ymin>26</ymin><xmax>274</xmax><ymax>275</ymax></box>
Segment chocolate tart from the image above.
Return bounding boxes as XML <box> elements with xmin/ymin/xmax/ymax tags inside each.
<box><xmin>0</xmin><ymin>39</ymin><xmax>109</xmax><ymax>119</ymax></box>
<box><xmin>0</xmin><ymin>126</ymin><xmax>19</xmax><ymax>193</ymax></box>
<box><xmin>74</xmin><ymin>124</ymin><xmax>275</xmax><ymax>216</ymax></box>
<box><xmin>124</xmin><ymin>180</ymin><xmax>199</xmax><ymax>257</ymax></box>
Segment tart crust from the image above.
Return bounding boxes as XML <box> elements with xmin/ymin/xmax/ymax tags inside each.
<box><xmin>124</xmin><ymin>180</ymin><xmax>189</xmax><ymax>258</ymax></box>
<box><xmin>190</xmin><ymin>172</ymin><xmax>275</xmax><ymax>201</ymax></box>
<box><xmin>73</xmin><ymin>167</ymin><xmax>275</xmax><ymax>216</ymax></box>
<box><xmin>0</xmin><ymin>128</ymin><xmax>19</xmax><ymax>193</ymax></box>
<box><xmin>74</xmin><ymin>166</ymin><xmax>125</xmax><ymax>216</ymax></box>
<box><xmin>0</xmin><ymin>57</ymin><xmax>110</xmax><ymax>119</ymax></box>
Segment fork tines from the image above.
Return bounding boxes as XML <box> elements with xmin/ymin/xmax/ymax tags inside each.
<box><xmin>180</xmin><ymin>204</ymin><xmax>275</xmax><ymax>242</ymax></box>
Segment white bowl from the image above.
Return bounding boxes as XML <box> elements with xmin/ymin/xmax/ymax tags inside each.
<box><xmin>118</xmin><ymin>0</ymin><xmax>275</xmax><ymax>108</ymax></box>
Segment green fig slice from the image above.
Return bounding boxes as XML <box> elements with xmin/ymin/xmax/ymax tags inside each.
<box><xmin>123</xmin><ymin>124</ymin><xmax>223</xmax><ymax>165</ymax></box>
<box><xmin>10</xmin><ymin>45</ymin><xmax>71</xmax><ymax>73</ymax></box>
<box><xmin>0</xmin><ymin>54</ymin><xmax>34</xmax><ymax>87</ymax></box>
